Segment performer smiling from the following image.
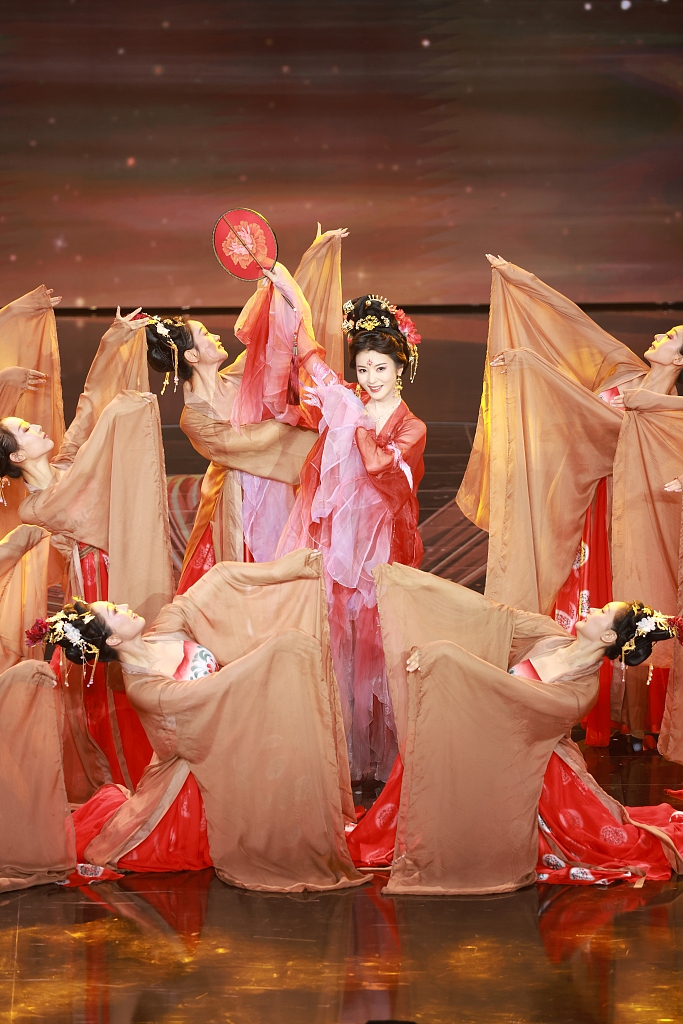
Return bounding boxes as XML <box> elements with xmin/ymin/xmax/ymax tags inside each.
<box><xmin>277</xmin><ymin>293</ymin><xmax>426</xmax><ymax>784</ymax></box>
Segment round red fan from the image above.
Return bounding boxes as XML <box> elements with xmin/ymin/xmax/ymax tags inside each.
<box><xmin>212</xmin><ymin>208</ymin><xmax>278</xmax><ymax>282</ymax></box>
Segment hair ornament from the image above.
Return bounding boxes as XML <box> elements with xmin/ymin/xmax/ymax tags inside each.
<box><xmin>0</xmin><ymin>475</ymin><xmax>8</xmax><ymax>507</ymax></box>
<box><xmin>26</xmin><ymin>601</ymin><xmax>101</xmax><ymax>683</ymax></box>
<box><xmin>620</xmin><ymin>602</ymin><xmax>680</xmax><ymax>660</ymax></box>
<box><xmin>147</xmin><ymin>315</ymin><xmax>181</xmax><ymax>394</ymax></box>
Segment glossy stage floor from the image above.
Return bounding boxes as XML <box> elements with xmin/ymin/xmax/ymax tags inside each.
<box><xmin>3</xmin><ymin>749</ymin><xmax>683</xmax><ymax>1024</ymax></box>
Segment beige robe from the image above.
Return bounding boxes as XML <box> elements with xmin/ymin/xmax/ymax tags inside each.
<box><xmin>374</xmin><ymin>563</ymin><xmax>599</xmax><ymax>895</ymax></box>
<box><xmin>0</xmin><ymin>661</ymin><xmax>76</xmax><ymax>890</ymax></box>
<box><xmin>87</xmin><ymin>550</ymin><xmax>364</xmax><ymax>893</ymax></box>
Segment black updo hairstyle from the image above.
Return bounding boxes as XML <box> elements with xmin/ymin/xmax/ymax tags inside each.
<box><xmin>0</xmin><ymin>422</ymin><xmax>23</xmax><ymax>479</ymax></box>
<box><xmin>344</xmin><ymin>296</ymin><xmax>412</xmax><ymax>372</ymax></box>
<box><xmin>51</xmin><ymin>600</ymin><xmax>119</xmax><ymax>666</ymax></box>
<box><xmin>145</xmin><ymin>317</ymin><xmax>195</xmax><ymax>382</ymax></box>
<box><xmin>605</xmin><ymin>601</ymin><xmax>673</xmax><ymax>667</ymax></box>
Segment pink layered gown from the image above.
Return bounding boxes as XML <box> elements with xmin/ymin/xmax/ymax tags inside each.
<box><xmin>278</xmin><ymin>382</ymin><xmax>426</xmax><ymax>782</ymax></box>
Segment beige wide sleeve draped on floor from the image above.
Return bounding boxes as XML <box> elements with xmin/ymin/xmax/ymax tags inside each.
<box><xmin>374</xmin><ymin>563</ymin><xmax>599</xmax><ymax>895</ymax></box>
<box><xmin>19</xmin><ymin>391</ymin><xmax>174</xmax><ymax>624</ymax></box>
<box><xmin>107</xmin><ymin>550</ymin><xmax>363</xmax><ymax>892</ymax></box>
<box><xmin>478</xmin><ymin>348</ymin><xmax>622</xmax><ymax>613</ymax></box>
<box><xmin>457</xmin><ymin>261</ymin><xmax>645</xmax><ymax>532</ymax></box>
<box><xmin>0</xmin><ymin>661</ymin><xmax>76</xmax><ymax>891</ymax></box>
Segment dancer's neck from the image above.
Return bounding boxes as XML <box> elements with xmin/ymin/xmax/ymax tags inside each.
<box><xmin>20</xmin><ymin>455</ymin><xmax>58</xmax><ymax>491</ymax></box>
<box><xmin>641</xmin><ymin>362</ymin><xmax>681</xmax><ymax>395</ymax></box>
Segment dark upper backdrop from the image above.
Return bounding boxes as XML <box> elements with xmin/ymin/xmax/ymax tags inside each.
<box><xmin>1</xmin><ymin>0</ymin><xmax>682</xmax><ymax>511</ymax></box>
<box><xmin>1</xmin><ymin>0</ymin><xmax>682</xmax><ymax>308</ymax></box>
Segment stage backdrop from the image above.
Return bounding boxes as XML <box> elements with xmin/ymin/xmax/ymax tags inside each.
<box><xmin>1</xmin><ymin>0</ymin><xmax>681</xmax><ymax>308</ymax></box>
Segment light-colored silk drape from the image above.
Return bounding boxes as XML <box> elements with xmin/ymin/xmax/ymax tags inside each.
<box><xmin>374</xmin><ymin>563</ymin><xmax>598</xmax><ymax>895</ymax></box>
<box><xmin>89</xmin><ymin>550</ymin><xmax>363</xmax><ymax>892</ymax></box>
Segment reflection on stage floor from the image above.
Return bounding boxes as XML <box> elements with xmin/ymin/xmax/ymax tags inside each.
<box><xmin>3</xmin><ymin>751</ymin><xmax>683</xmax><ymax>1024</ymax></box>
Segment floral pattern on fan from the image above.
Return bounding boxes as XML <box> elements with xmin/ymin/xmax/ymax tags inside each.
<box><xmin>222</xmin><ymin>220</ymin><xmax>268</xmax><ymax>269</ymax></box>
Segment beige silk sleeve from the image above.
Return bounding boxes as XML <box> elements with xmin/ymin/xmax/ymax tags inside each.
<box><xmin>54</xmin><ymin>321</ymin><xmax>149</xmax><ymax>466</ymax></box>
<box><xmin>0</xmin><ymin>525</ymin><xmax>51</xmax><ymax>672</ymax></box>
<box><xmin>122</xmin><ymin>629</ymin><xmax>364</xmax><ymax>893</ymax></box>
<box><xmin>180</xmin><ymin>404</ymin><xmax>316</xmax><ymax>485</ymax></box>
<box><xmin>482</xmin><ymin>349</ymin><xmax>622</xmax><ymax>614</ymax></box>
<box><xmin>373</xmin><ymin>561</ymin><xmax>568</xmax><ymax>750</ymax></box>
<box><xmin>457</xmin><ymin>262</ymin><xmax>645</xmax><ymax>531</ymax></box>
<box><xmin>0</xmin><ymin>661</ymin><xmax>76</xmax><ymax>891</ymax></box>
<box><xmin>149</xmin><ymin>548</ymin><xmax>353</xmax><ymax>823</ymax></box>
<box><xmin>19</xmin><ymin>391</ymin><xmax>174</xmax><ymax>624</ymax></box>
<box><xmin>293</xmin><ymin>230</ymin><xmax>344</xmax><ymax>376</ymax></box>
<box><xmin>0</xmin><ymin>286</ymin><xmax>65</xmax><ymax>539</ymax></box>
<box><xmin>372</xmin><ymin>559</ymin><xmax>597</xmax><ymax>895</ymax></box>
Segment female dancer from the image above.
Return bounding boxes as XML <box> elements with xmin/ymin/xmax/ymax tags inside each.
<box><xmin>147</xmin><ymin>228</ymin><xmax>345</xmax><ymax>587</ymax></box>
<box><xmin>0</xmin><ymin>307</ymin><xmax>174</xmax><ymax>795</ymax></box>
<box><xmin>25</xmin><ymin>549</ymin><xmax>362</xmax><ymax>893</ymax></box>
<box><xmin>348</xmin><ymin>565</ymin><xmax>683</xmax><ymax>893</ymax></box>
<box><xmin>458</xmin><ymin>255</ymin><xmax>683</xmax><ymax>750</ymax></box>
<box><xmin>277</xmin><ymin>292</ymin><xmax>425</xmax><ymax>784</ymax></box>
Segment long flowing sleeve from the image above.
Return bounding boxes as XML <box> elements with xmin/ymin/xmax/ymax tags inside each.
<box><xmin>0</xmin><ymin>524</ymin><xmax>51</xmax><ymax>672</ymax></box>
<box><xmin>293</xmin><ymin>229</ymin><xmax>344</xmax><ymax>377</ymax></box>
<box><xmin>19</xmin><ymin>391</ymin><xmax>174</xmax><ymax>624</ymax></box>
<box><xmin>457</xmin><ymin>261</ymin><xmax>646</xmax><ymax>531</ymax></box>
<box><xmin>54</xmin><ymin>320</ymin><xmax>149</xmax><ymax>467</ymax></box>
<box><xmin>0</xmin><ymin>285</ymin><xmax>65</xmax><ymax>445</ymax></box>
<box><xmin>231</xmin><ymin>265</ymin><xmax>325</xmax><ymax>429</ymax></box>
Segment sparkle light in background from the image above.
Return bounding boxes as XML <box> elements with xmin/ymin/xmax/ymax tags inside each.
<box><xmin>0</xmin><ymin>0</ymin><xmax>681</xmax><ymax>307</ymax></box>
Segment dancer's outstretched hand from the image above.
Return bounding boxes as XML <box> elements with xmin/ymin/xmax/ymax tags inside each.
<box><xmin>316</xmin><ymin>223</ymin><xmax>349</xmax><ymax>241</ymax></box>
<box><xmin>406</xmin><ymin>647</ymin><xmax>421</xmax><ymax>673</ymax></box>
<box><xmin>665</xmin><ymin>478</ymin><xmax>683</xmax><ymax>493</ymax></box>
<box><xmin>486</xmin><ymin>253</ymin><xmax>509</xmax><ymax>267</ymax></box>
<box><xmin>115</xmin><ymin>306</ymin><xmax>151</xmax><ymax>329</ymax></box>
<box><xmin>46</xmin><ymin>288</ymin><xmax>62</xmax><ymax>308</ymax></box>
<box><xmin>0</xmin><ymin>367</ymin><xmax>47</xmax><ymax>392</ymax></box>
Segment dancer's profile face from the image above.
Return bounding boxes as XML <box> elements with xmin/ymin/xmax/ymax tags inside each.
<box><xmin>355</xmin><ymin>349</ymin><xmax>401</xmax><ymax>402</ymax></box>
<box><xmin>91</xmin><ymin>601</ymin><xmax>146</xmax><ymax>643</ymax></box>
<box><xmin>644</xmin><ymin>326</ymin><xmax>683</xmax><ymax>366</ymax></box>
<box><xmin>576</xmin><ymin>601</ymin><xmax>628</xmax><ymax>644</ymax></box>
<box><xmin>1</xmin><ymin>417</ymin><xmax>54</xmax><ymax>462</ymax></box>
<box><xmin>187</xmin><ymin>320</ymin><xmax>227</xmax><ymax>366</ymax></box>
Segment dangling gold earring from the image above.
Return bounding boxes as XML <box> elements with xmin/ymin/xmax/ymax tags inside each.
<box><xmin>355</xmin><ymin>383</ymin><xmax>362</xmax><ymax>398</ymax></box>
<box><xmin>394</xmin><ymin>375</ymin><xmax>403</xmax><ymax>396</ymax></box>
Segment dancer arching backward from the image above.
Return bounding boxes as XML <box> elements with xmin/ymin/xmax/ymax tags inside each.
<box><xmin>18</xmin><ymin>550</ymin><xmax>362</xmax><ymax>894</ymax></box>
<box><xmin>0</xmin><ymin>307</ymin><xmax>174</xmax><ymax>797</ymax></box>
<box><xmin>147</xmin><ymin>227</ymin><xmax>346</xmax><ymax>590</ymax></box>
<box><xmin>348</xmin><ymin>566</ymin><xmax>683</xmax><ymax>893</ymax></box>
<box><xmin>458</xmin><ymin>255</ymin><xmax>683</xmax><ymax>750</ymax></box>
<box><xmin>277</xmin><ymin>292</ymin><xmax>425</xmax><ymax>785</ymax></box>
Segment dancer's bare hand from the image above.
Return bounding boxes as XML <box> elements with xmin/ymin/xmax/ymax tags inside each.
<box><xmin>46</xmin><ymin>288</ymin><xmax>61</xmax><ymax>308</ymax></box>
<box><xmin>486</xmin><ymin>253</ymin><xmax>509</xmax><ymax>268</ymax></box>
<box><xmin>316</xmin><ymin>223</ymin><xmax>349</xmax><ymax>241</ymax></box>
<box><xmin>406</xmin><ymin>647</ymin><xmax>421</xmax><ymax>673</ymax></box>
<box><xmin>665</xmin><ymin>478</ymin><xmax>683</xmax><ymax>493</ymax></box>
<box><xmin>116</xmin><ymin>306</ymin><xmax>150</xmax><ymax>329</ymax></box>
<box><xmin>609</xmin><ymin>393</ymin><xmax>625</xmax><ymax>409</ymax></box>
<box><xmin>0</xmin><ymin>366</ymin><xmax>47</xmax><ymax>392</ymax></box>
